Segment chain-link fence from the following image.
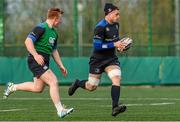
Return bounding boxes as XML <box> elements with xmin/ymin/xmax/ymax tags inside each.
<box><xmin>0</xmin><ymin>0</ymin><xmax>180</xmax><ymax>57</ymax></box>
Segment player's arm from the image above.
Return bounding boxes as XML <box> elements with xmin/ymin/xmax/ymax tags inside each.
<box><xmin>25</xmin><ymin>26</ymin><xmax>45</xmax><ymax>65</ymax></box>
<box><xmin>52</xmin><ymin>49</ymin><xmax>68</xmax><ymax>76</ymax></box>
<box><xmin>93</xmin><ymin>26</ymin><xmax>124</xmax><ymax>50</ymax></box>
<box><xmin>93</xmin><ymin>26</ymin><xmax>113</xmax><ymax>50</ymax></box>
<box><xmin>25</xmin><ymin>38</ymin><xmax>38</xmax><ymax>56</ymax></box>
<box><xmin>51</xmin><ymin>38</ymin><xmax>67</xmax><ymax>76</ymax></box>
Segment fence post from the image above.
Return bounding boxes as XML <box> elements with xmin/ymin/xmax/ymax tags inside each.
<box><xmin>0</xmin><ymin>0</ymin><xmax>4</xmax><ymax>56</ymax></box>
<box><xmin>175</xmin><ymin>0</ymin><xmax>180</xmax><ymax>56</ymax></box>
<box><xmin>147</xmin><ymin>0</ymin><xmax>153</xmax><ymax>56</ymax></box>
<box><xmin>73</xmin><ymin>0</ymin><xmax>79</xmax><ymax>57</ymax></box>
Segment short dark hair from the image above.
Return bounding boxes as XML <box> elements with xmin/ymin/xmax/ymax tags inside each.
<box><xmin>104</xmin><ymin>3</ymin><xmax>119</xmax><ymax>16</ymax></box>
<box><xmin>47</xmin><ymin>8</ymin><xmax>64</xmax><ymax>19</ymax></box>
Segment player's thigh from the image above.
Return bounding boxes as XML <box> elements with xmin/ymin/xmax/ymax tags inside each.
<box><xmin>33</xmin><ymin>77</ymin><xmax>46</xmax><ymax>91</ymax></box>
<box><xmin>39</xmin><ymin>69</ymin><xmax>58</xmax><ymax>86</ymax></box>
<box><xmin>105</xmin><ymin>65</ymin><xmax>121</xmax><ymax>86</ymax></box>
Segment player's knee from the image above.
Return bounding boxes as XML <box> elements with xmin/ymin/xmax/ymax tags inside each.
<box><xmin>49</xmin><ymin>79</ymin><xmax>58</xmax><ymax>87</ymax></box>
<box><xmin>86</xmin><ymin>77</ymin><xmax>100</xmax><ymax>89</ymax></box>
<box><xmin>108</xmin><ymin>69</ymin><xmax>121</xmax><ymax>79</ymax></box>
<box><xmin>108</xmin><ymin>69</ymin><xmax>121</xmax><ymax>86</ymax></box>
<box><xmin>46</xmin><ymin>75</ymin><xmax>58</xmax><ymax>86</ymax></box>
<box><xmin>34</xmin><ymin>87</ymin><xmax>44</xmax><ymax>93</ymax></box>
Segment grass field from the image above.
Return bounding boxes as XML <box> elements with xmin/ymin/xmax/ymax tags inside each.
<box><xmin>0</xmin><ymin>85</ymin><xmax>180</xmax><ymax>121</ymax></box>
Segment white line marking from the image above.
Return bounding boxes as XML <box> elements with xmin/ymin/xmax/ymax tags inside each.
<box><xmin>1</xmin><ymin>97</ymin><xmax>180</xmax><ymax>101</ymax></box>
<box><xmin>150</xmin><ymin>102</ymin><xmax>174</xmax><ymax>106</ymax></box>
<box><xmin>0</xmin><ymin>108</ymin><xmax>27</xmax><ymax>112</ymax></box>
<box><xmin>100</xmin><ymin>102</ymin><xmax>175</xmax><ymax>107</ymax></box>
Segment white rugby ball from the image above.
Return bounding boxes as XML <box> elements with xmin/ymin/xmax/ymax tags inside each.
<box><xmin>118</xmin><ymin>37</ymin><xmax>133</xmax><ymax>51</ymax></box>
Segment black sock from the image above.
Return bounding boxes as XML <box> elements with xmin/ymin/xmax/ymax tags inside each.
<box><xmin>77</xmin><ymin>80</ymin><xmax>86</xmax><ymax>89</ymax></box>
<box><xmin>111</xmin><ymin>85</ymin><xmax>120</xmax><ymax>109</ymax></box>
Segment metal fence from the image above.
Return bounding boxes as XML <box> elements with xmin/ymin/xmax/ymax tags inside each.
<box><xmin>0</xmin><ymin>0</ymin><xmax>180</xmax><ymax>57</ymax></box>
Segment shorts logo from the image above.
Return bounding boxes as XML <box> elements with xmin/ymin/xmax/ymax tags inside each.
<box><xmin>43</xmin><ymin>65</ymin><xmax>48</xmax><ymax>70</ymax></box>
<box><xmin>95</xmin><ymin>68</ymin><xmax>100</xmax><ymax>73</ymax></box>
<box><xmin>115</xmin><ymin>62</ymin><xmax>119</xmax><ymax>65</ymax></box>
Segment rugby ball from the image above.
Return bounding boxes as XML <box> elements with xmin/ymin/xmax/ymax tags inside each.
<box><xmin>118</xmin><ymin>37</ymin><xmax>133</xmax><ymax>51</ymax></box>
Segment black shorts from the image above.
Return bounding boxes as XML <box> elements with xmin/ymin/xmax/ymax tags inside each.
<box><xmin>27</xmin><ymin>52</ymin><xmax>50</xmax><ymax>77</ymax></box>
<box><xmin>89</xmin><ymin>56</ymin><xmax>120</xmax><ymax>74</ymax></box>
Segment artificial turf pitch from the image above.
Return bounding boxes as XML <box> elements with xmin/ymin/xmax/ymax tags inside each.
<box><xmin>0</xmin><ymin>86</ymin><xmax>180</xmax><ymax>121</ymax></box>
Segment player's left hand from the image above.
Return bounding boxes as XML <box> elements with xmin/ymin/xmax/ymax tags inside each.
<box><xmin>117</xmin><ymin>37</ymin><xmax>133</xmax><ymax>52</ymax></box>
<box><xmin>115</xmin><ymin>41</ymin><xmax>126</xmax><ymax>52</ymax></box>
<box><xmin>60</xmin><ymin>65</ymin><xmax>68</xmax><ymax>76</ymax></box>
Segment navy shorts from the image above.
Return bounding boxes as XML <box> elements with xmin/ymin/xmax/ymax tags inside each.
<box><xmin>89</xmin><ymin>56</ymin><xmax>120</xmax><ymax>74</ymax></box>
<box><xmin>27</xmin><ymin>52</ymin><xmax>50</xmax><ymax>77</ymax></box>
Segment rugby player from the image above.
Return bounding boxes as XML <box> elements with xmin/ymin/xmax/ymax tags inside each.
<box><xmin>3</xmin><ymin>8</ymin><xmax>74</xmax><ymax>118</ymax></box>
<box><xmin>68</xmin><ymin>3</ymin><xmax>127</xmax><ymax>116</ymax></box>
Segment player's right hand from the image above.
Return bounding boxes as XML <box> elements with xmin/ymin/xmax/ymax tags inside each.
<box><xmin>60</xmin><ymin>65</ymin><xmax>68</xmax><ymax>77</ymax></box>
<box><xmin>33</xmin><ymin>54</ymin><xmax>44</xmax><ymax>66</ymax></box>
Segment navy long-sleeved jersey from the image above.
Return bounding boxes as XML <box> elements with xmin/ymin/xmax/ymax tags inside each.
<box><xmin>92</xmin><ymin>19</ymin><xmax>120</xmax><ymax>58</ymax></box>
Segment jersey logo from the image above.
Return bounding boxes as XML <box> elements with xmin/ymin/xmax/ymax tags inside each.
<box><xmin>102</xmin><ymin>44</ymin><xmax>108</xmax><ymax>48</ymax></box>
<box><xmin>94</xmin><ymin>35</ymin><xmax>102</xmax><ymax>39</ymax></box>
<box><xmin>108</xmin><ymin>8</ymin><xmax>112</xmax><ymax>12</ymax></box>
<box><xmin>49</xmin><ymin>37</ymin><xmax>56</xmax><ymax>46</ymax></box>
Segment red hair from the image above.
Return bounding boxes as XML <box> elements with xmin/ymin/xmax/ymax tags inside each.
<box><xmin>47</xmin><ymin>8</ymin><xmax>64</xmax><ymax>19</ymax></box>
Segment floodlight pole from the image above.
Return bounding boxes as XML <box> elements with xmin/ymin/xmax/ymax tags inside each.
<box><xmin>175</xmin><ymin>0</ymin><xmax>180</xmax><ymax>56</ymax></box>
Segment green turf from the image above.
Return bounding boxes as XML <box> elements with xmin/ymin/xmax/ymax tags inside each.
<box><xmin>0</xmin><ymin>86</ymin><xmax>180</xmax><ymax>121</ymax></box>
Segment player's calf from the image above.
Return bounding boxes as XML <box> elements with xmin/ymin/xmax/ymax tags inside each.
<box><xmin>85</xmin><ymin>83</ymin><xmax>97</xmax><ymax>91</ymax></box>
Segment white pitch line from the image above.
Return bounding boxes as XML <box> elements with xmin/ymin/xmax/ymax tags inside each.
<box><xmin>1</xmin><ymin>97</ymin><xmax>180</xmax><ymax>101</ymax></box>
<box><xmin>150</xmin><ymin>102</ymin><xmax>175</xmax><ymax>106</ymax></box>
<box><xmin>100</xmin><ymin>102</ymin><xmax>175</xmax><ymax>107</ymax></box>
<box><xmin>126</xmin><ymin>98</ymin><xmax>180</xmax><ymax>101</ymax></box>
<box><xmin>0</xmin><ymin>108</ymin><xmax>27</xmax><ymax>112</ymax></box>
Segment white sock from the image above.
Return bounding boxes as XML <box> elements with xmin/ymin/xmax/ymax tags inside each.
<box><xmin>55</xmin><ymin>102</ymin><xmax>64</xmax><ymax>113</ymax></box>
<box><xmin>12</xmin><ymin>84</ymin><xmax>17</xmax><ymax>91</ymax></box>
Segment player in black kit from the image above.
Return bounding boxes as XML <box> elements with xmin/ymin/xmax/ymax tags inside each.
<box><xmin>68</xmin><ymin>3</ymin><xmax>127</xmax><ymax>116</ymax></box>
